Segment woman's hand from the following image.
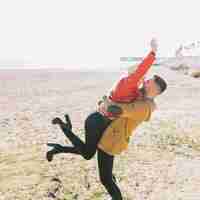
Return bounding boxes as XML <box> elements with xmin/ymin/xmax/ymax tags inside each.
<box><xmin>150</xmin><ymin>38</ymin><xmax>158</xmax><ymax>53</ymax></box>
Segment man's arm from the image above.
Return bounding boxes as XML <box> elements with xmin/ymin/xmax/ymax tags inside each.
<box><xmin>100</xmin><ymin>95</ymin><xmax>156</xmax><ymax>120</ymax></box>
<box><xmin>115</xmin><ymin>99</ymin><xmax>155</xmax><ymax>121</ymax></box>
<box><xmin>100</xmin><ymin>96</ymin><xmax>155</xmax><ymax>121</ymax></box>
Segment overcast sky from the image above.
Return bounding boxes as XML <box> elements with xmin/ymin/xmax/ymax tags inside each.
<box><xmin>0</xmin><ymin>0</ymin><xmax>200</xmax><ymax>68</ymax></box>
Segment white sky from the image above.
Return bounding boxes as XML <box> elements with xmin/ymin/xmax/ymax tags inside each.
<box><xmin>0</xmin><ymin>0</ymin><xmax>200</xmax><ymax>68</ymax></box>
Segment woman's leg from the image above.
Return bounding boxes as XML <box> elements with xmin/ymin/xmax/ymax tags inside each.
<box><xmin>51</xmin><ymin>112</ymin><xmax>112</xmax><ymax>160</ymax></box>
<box><xmin>97</xmin><ymin>149</ymin><xmax>123</xmax><ymax>200</ymax></box>
<box><xmin>46</xmin><ymin>115</ymin><xmax>82</xmax><ymax>162</ymax></box>
<box><xmin>46</xmin><ymin>143</ymin><xmax>81</xmax><ymax>162</ymax></box>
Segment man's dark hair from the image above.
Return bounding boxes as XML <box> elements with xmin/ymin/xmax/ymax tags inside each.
<box><xmin>153</xmin><ymin>75</ymin><xmax>167</xmax><ymax>94</ymax></box>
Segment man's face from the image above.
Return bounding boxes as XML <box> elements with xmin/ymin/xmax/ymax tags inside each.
<box><xmin>144</xmin><ymin>78</ymin><xmax>160</xmax><ymax>98</ymax></box>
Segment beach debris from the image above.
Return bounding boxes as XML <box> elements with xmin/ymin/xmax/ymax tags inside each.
<box><xmin>47</xmin><ymin>177</ymin><xmax>62</xmax><ymax>199</ymax></box>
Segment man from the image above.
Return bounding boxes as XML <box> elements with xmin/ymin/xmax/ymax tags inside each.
<box><xmin>97</xmin><ymin>75</ymin><xmax>166</xmax><ymax>155</ymax></box>
<box><xmin>94</xmin><ymin>76</ymin><xmax>166</xmax><ymax>200</ymax></box>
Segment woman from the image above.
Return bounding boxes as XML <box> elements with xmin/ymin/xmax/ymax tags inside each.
<box><xmin>46</xmin><ymin>40</ymin><xmax>167</xmax><ymax>199</ymax></box>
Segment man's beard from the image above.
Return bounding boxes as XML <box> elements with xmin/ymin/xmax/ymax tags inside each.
<box><xmin>139</xmin><ymin>87</ymin><xmax>146</xmax><ymax>97</ymax></box>
<box><xmin>140</xmin><ymin>86</ymin><xmax>154</xmax><ymax>100</ymax></box>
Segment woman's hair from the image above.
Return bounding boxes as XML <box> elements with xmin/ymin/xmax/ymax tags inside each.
<box><xmin>153</xmin><ymin>75</ymin><xmax>167</xmax><ymax>94</ymax></box>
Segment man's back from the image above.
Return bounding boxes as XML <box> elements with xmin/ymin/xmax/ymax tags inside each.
<box><xmin>98</xmin><ymin>99</ymin><xmax>155</xmax><ymax>155</ymax></box>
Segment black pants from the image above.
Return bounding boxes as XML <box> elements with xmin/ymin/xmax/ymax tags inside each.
<box><xmin>54</xmin><ymin>112</ymin><xmax>122</xmax><ymax>200</ymax></box>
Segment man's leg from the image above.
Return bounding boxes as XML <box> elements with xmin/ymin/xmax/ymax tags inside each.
<box><xmin>97</xmin><ymin>149</ymin><xmax>123</xmax><ymax>200</ymax></box>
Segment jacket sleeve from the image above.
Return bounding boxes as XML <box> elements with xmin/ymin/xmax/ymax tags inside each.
<box><xmin>126</xmin><ymin>51</ymin><xmax>156</xmax><ymax>84</ymax></box>
<box><xmin>114</xmin><ymin>99</ymin><xmax>154</xmax><ymax>121</ymax></box>
<box><xmin>111</xmin><ymin>51</ymin><xmax>156</xmax><ymax>99</ymax></box>
<box><xmin>97</xmin><ymin>96</ymin><xmax>154</xmax><ymax>121</ymax></box>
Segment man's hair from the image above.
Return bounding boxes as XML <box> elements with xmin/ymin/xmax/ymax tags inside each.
<box><xmin>153</xmin><ymin>75</ymin><xmax>167</xmax><ymax>94</ymax></box>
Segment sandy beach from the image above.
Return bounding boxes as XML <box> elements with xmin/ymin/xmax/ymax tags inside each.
<box><xmin>0</xmin><ymin>67</ymin><xmax>200</xmax><ymax>200</ymax></box>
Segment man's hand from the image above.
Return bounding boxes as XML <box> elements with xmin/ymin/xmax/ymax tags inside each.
<box><xmin>150</xmin><ymin>38</ymin><xmax>158</xmax><ymax>53</ymax></box>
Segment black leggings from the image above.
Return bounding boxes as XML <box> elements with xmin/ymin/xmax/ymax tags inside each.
<box><xmin>54</xmin><ymin>112</ymin><xmax>122</xmax><ymax>200</ymax></box>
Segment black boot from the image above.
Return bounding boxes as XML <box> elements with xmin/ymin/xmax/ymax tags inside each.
<box><xmin>64</xmin><ymin>114</ymin><xmax>72</xmax><ymax>130</ymax></box>
<box><xmin>52</xmin><ymin>116</ymin><xmax>72</xmax><ymax>130</ymax></box>
<box><xmin>46</xmin><ymin>149</ymin><xmax>57</xmax><ymax>162</ymax></box>
<box><xmin>46</xmin><ymin>143</ymin><xmax>64</xmax><ymax>162</ymax></box>
<box><xmin>52</xmin><ymin>117</ymin><xmax>63</xmax><ymax>125</ymax></box>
